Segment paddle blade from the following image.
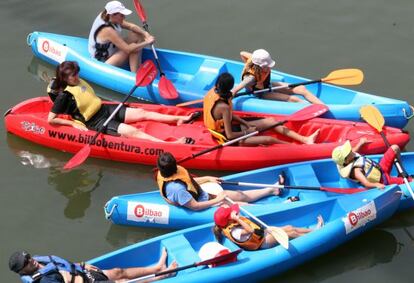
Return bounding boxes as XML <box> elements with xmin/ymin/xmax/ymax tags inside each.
<box><xmin>322</xmin><ymin>68</ymin><xmax>364</xmax><ymax>85</ymax></box>
<box><xmin>197</xmin><ymin>249</ymin><xmax>242</xmax><ymax>267</ymax></box>
<box><xmin>159</xmin><ymin>76</ymin><xmax>179</xmax><ymax>99</ymax></box>
<box><xmin>133</xmin><ymin>0</ymin><xmax>147</xmax><ymax>22</ymax></box>
<box><xmin>200</xmin><ymin>182</ymin><xmax>224</xmax><ymax>195</ymax></box>
<box><xmin>63</xmin><ymin>145</ymin><xmax>91</xmax><ymax>170</ymax></box>
<box><xmin>268</xmin><ymin>227</ymin><xmax>289</xmax><ymax>249</ymax></box>
<box><xmin>136</xmin><ymin>60</ymin><xmax>157</xmax><ymax>86</ymax></box>
<box><xmin>360</xmin><ymin>105</ymin><xmax>384</xmax><ymax>132</ymax></box>
<box><xmin>287</xmin><ymin>104</ymin><xmax>329</xmax><ymax>121</ymax></box>
<box><xmin>320</xmin><ymin>187</ymin><xmax>367</xmax><ymax>194</ymax></box>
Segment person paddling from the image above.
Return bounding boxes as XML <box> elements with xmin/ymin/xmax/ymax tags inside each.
<box><xmin>9</xmin><ymin>249</ymin><xmax>177</xmax><ymax>282</ymax></box>
<box><xmin>232</xmin><ymin>49</ymin><xmax>324</xmax><ymax>105</ymax></box>
<box><xmin>156</xmin><ymin>152</ymin><xmax>283</xmax><ymax>210</ymax></box>
<box><xmin>332</xmin><ymin>138</ymin><xmax>412</xmax><ymax>189</ymax></box>
<box><xmin>203</xmin><ymin>72</ymin><xmax>319</xmax><ymax>144</ymax></box>
<box><xmin>47</xmin><ymin>61</ymin><xmax>197</xmax><ymax>144</ymax></box>
<box><xmin>212</xmin><ymin>204</ymin><xmax>324</xmax><ymax>250</ymax></box>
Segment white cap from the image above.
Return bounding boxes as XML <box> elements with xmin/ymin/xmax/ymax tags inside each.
<box><xmin>105</xmin><ymin>1</ymin><xmax>132</xmax><ymax>15</ymax></box>
<box><xmin>251</xmin><ymin>49</ymin><xmax>276</xmax><ymax>68</ymax></box>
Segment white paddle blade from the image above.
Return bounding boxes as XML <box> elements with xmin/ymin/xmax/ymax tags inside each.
<box><xmin>268</xmin><ymin>227</ymin><xmax>289</xmax><ymax>249</ymax></box>
<box><xmin>200</xmin><ymin>182</ymin><xmax>224</xmax><ymax>195</ymax></box>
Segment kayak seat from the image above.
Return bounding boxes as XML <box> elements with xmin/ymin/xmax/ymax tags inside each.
<box><xmin>161</xmin><ymin>235</ymin><xmax>201</xmax><ymax>272</ymax></box>
<box><xmin>186</xmin><ymin>59</ymin><xmax>227</xmax><ymax>91</ymax></box>
<box><xmin>286</xmin><ymin>164</ymin><xmax>321</xmax><ymax>187</ymax></box>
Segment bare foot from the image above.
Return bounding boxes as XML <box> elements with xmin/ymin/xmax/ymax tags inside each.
<box><xmin>176</xmin><ymin>116</ymin><xmax>189</xmax><ymax>126</ymax></box>
<box><xmin>316</xmin><ymin>215</ymin><xmax>324</xmax><ymax>229</ymax></box>
<box><xmin>158</xmin><ymin>261</ymin><xmax>178</xmax><ymax>279</ymax></box>
<box><xmin>304</xmin><ymin>129</ymin><xmax>320</xmax><ymax>144</ymax></box>
<box><xmin>156</xmin><ymin>248</ymin><xmax>168</xmax><ymax>271</ymax></box>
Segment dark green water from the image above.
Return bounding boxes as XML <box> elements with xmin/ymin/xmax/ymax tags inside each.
<box><xmin>1</xmin><ymin>1</ymin><xmax>414</xmax><ymax>282</ymax></box>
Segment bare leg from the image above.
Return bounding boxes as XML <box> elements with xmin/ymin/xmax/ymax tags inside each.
<box><xmin>104</xmin><ymin>248</ymin><xmax>178</xmax><ymax>282</ymax></box>
<box><xmin>291</xmin><ymin>85</ymin><xmax>324</xmax><ymax>104</ymax></box>
<box><xmin>125</xmin><ymin>32</ymin><xmax>145</xmax><ymax>72</ymax></box>
<box><xmin>124</xmin><ymin>108</ymin><xmax>193</xmax><ymax>125</ymax></box>
<box><xmin>224</xmin><ymin>186</ymin><xmax>280</xmax><ymax>203</ymax></box>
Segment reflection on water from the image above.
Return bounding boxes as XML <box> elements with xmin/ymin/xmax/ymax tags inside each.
<box><xmin>269</xmin><ymin>229</ymin><xmax>400</xmax><ymax>283</ymax></box>
<box><xmin>18</xmin><ymin>150</ymin><xmax>51</xmax><ymax>168</ymax></box>
<box><xmin>105</xmin><ymin>224</ymin><xmax>174</xmax><ymax>248</ymax></box>
<box><xmin>47</xmin><ymin>167</ymin><xmax>102</xmax><ymax>219</ymax></box>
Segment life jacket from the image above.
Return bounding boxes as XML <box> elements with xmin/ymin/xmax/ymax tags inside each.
<box><xmin>222</xmin><ymin>217</ymin><xmax>265</xmax><ymax>251</ymax></box>
<box><xmin>88</xmin><ymin>13</ymin><xmax>122</xmax><ymax>61</ymax></box>
<box><xmin>203</xmin><ymin>87</ymin><xmax>233</xmax><ymax>137</ymax></box>
<box><xmin>241</xmin><ymin>58</ymin><xmax>271</xmax><ymax>90</ymax></box>
<box><xmin>20</xmin><ymin>255</ymin><xmax>86</xmax><ymax>283</ymax></box>
<box><xmin>157</xmin><ymin>165</ymin><xmax>203</xmax><ymax>205</ymax></box>
<box><xmin>347</xmin><ymin>154</ymin><xmax>384</xmax><ymax>184</ymax></box>
<box><xmin>63</xmin><ymin>79</ymin><xmax>102</xmax><ymax>122</ymax></box>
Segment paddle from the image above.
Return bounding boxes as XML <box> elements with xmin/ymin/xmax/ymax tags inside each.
<box><xmin>125</xmin><ymin>249</ymin><xmax>242</xmax><ymax>283</ymax></box>
<box><xmin>220</xmin><ymin>181</ymin><xmax>367</xmax><ymax>194</ymax></box>
<box><xmin>177</xmin><ymin>104</ymin><xmax>328</xmax><ymax>164</ymax></box>
<box><xmin>360</xmin><ymin>105</ymin><xmax>414</xmax><ymax>200</ymax></box>
<box><xmin>200</xmin><ymin>182</ymin><xmax>289</xmax><ymax>249</ymax></box>
<box><xmin>176</xmin><ymin>68</ymin><xmax>364</xmax><ymax>107</ymax></box>
<box><xmin>133</xmin><ymin>0</ymin><xmax>178</xmax><ymax>99</ymax></box>
<box><xmin>63</xmin><ymin>60</ymin><xmax>157</xmax><ymax>170</ymax></box>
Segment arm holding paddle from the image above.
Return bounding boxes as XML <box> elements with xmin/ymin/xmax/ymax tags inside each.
<box><xmin>233</xmin><ymin>49</ymin><xmax>324</xmax><ymax>104</ymax></box>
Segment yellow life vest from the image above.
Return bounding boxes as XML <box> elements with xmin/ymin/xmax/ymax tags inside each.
<box><xmin>203</xmin><ymin>87</ymin><xmax>233</xmax><ymax>136</ymax></box>
<box><xmin>348</xmin><ymin>155</ymin><xmax>383</xmax><ymax>183</ymax></box>
<box><xmin>157</xmin><ymin>166</ymin><xmax>202</xmax><ymax>206</ymax></box>
<box><xmin>64</xmin><ymin>79</ymin><xmax>102</xmax><ymax>122</ymax></box>
<box><xmin>222</xmin><ymin>217</ymin><xmax>265</xmax><ymax>251</ymax></box>
<box><xmin>241</xmin><ymin>58</ymin><xmax>271</xmax><ymax>90</ymax></box>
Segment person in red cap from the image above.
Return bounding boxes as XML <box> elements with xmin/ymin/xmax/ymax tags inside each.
<box><xmin>213</xmin><ymin>204</ymin><xmax>323</xmax><ymax>250</ymax></box>
<box><xmin>232</xmin><ymin>49</ymin><xmax>324</xmax><ymax>105</ymax></box>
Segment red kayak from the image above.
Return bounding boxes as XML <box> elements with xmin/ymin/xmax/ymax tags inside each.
<box><xmin>4</xmin><ymin>97</ymin><xmax>410</xmax><ymax>171</ymax></box>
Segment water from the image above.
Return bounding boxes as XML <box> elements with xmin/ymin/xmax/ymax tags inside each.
<box><xmin>1</xmin><ymin>0</ymin><xmax>414</xmax><ymax>282</ymax></box>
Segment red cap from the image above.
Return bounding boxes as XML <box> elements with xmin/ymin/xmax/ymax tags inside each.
<box><xmin>214</xmin><ymin>204</ymin><xmax>240</xmax><ymax>228</ymax></box>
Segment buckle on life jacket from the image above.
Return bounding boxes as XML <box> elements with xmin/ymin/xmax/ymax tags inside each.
<box><xmin>208</xmin><ymin>129</ymin><xmax>228</xmax><ymax>144</ymax></box>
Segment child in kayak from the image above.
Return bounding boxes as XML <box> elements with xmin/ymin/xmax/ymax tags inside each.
<box><xmin>213</xmin><ymin>204</ymin><xmax>324</xmax><ymax>250</ymax></box>
<box><xmin>88</xmin><ymin>1</ymin><xmax>154</xmax><ymax>72</ymax></box>
<box><xmin>47</xmin><ymin>61</ymin><xmax>197</xmax><ymax>144</ymax></box>
<box><xmin>203</xmin><ymin>72</ymin><xmax>319</xmax><ymax>144</ymax></box>
<box><xmin>231</xmin><ymin>49</ymin><xmax>324</xmax><ymax>105</ymax></box>
<box><xmin>156</xmin><ymin>152</ymin><xmax>284</xmax><ymax>211</ymax></box>
<box><xmin>332</xmin><ymin>138</ymin><xmax>412</xmax><ymax>189</ymax></box>
<box><xmin>9</xmin><ymin>248</ymin><xmax>176</xmax><ymax>282</ymax></box>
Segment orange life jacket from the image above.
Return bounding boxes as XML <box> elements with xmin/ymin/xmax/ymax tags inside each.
<box><xmin>222</xmin><ymin>217</ymin><xmax>265</xmax><ymax>251</ymax></box>
<box><xmin>157</xmin><ymin>166</ymin><xmax>202</xmax><ymax>206</ymax></box>
<box><xmin>203</xmin><ymin>87</ymin><xmax>233</xmax><ymax>135</ymax></box>
<box><xmin>241</xmin><ymin>58</ymin><xmax>271</xmax><ymax>90</ymax></box>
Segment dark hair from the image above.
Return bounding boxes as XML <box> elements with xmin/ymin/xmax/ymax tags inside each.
<box><xmin>212</xmin><ymin>225</ymin><xmax>224</xmax><ymax>243</ymax></box>
<box><xmin>157</xmin><ymin>152</ymin><xmax>178</xmax><ymax>177</ymax></box>
<box><xmin>53</xmin><ymin>61</ymin><xmax>80</xmax><ymax>91</ymax></box>
<box><xmin>215</xmin><ymin>73</ymin><xmax>234</xmax><ymax>98</ymax></box>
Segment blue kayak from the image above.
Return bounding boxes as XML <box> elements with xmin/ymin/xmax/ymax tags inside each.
<box><xmin>92</xmin><ymin>186</ymin><xmax>400</xmax><ymax>282</ymax></box>
<box><xmin>27</xmin><ymin>31</ymin><xmax>413</xmax><ymax>128</ymax></box>
<box><xmin>104</xmin><ymin>152</ymin><xmax>414</xmax><ymax>229</ymax></box>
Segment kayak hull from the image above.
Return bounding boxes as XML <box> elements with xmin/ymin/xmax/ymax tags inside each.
<box><xmin>5</xmin><ymin>97</ymin><xmax>410</xmax><ymax>171</ymax></box>
<box><xmin>91</xmin><ymin>186</ymin><xmax>401</xmax><ymax>282</ymax></box>
<box><xmin>27</xmin><ymin>31</ymin><xmax>413</xmax><ymax>128</ymax></box>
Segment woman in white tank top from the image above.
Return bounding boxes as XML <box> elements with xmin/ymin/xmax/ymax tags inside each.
<box><xmin>88</xmin><ymin>1</ymin><xmax>154</xmax><ymax>72</ymax></box>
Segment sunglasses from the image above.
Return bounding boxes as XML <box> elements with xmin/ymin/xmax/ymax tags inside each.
<box><xmin>21</xmin><ymin>253</ymin><xmax>32</xmax><ymax>271</ymax></box>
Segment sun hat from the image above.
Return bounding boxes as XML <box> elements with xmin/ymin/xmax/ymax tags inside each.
<box><xmin>9</xmin><ymin>251</ymin><xmax>30</xmax><ymax>273</ymax></box>
<box><xmin>332</xmin><ymin>140</ymin><xmax>354</xmax><ymax>177</ymax></box>
<box><xmin>251</xmin><ymin>49</ymin><xmax>276</xmax><ymax>68</ymax></box>
<box><xmin>105</xmin><ymin>1</ymin><xmax>132</xmax><ymax>15</ymax></box>
<box><xmin>214</xmin><ymin>204</ymin><xmax>240</xmax><ymax>228</ymax></box>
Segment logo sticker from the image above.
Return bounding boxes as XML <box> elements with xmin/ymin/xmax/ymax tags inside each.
<box><xmin>127</xmin><ymin>202</ymin><xmax>170</xmax><ymax>224</ymax></box>
<box><xmin>37</xmin><ymin>37</ymin><xmax>68</xmax><ymax>63</ymax></box>
<box><xmin>21</xmin><ymin>121</ymin><xmax>45</xmax><ymax>135</ymax></box>
<box><xmin>343</xmin><ymin>201</ymin><xmax>377</xmax><ymax>234</ymax></box>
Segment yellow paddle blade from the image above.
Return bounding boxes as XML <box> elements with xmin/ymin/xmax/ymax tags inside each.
<box><xmin>322</xmin><ymin>68</ymin><xmax>364</xmax><ymax>85</ymax></box>
<box><xmin>267</xmin><ymin>227</ymin><xmax>289</xmax><ymax>249</ymax></box>
<box><xmin>360</xmin><ymin>105</ymin><xmax>384</xmax><ymax>132</ymax></box>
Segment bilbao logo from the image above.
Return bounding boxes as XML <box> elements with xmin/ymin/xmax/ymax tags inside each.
<box><xmin>42</xmin><ymin>40</ymin><xmax>50</xmax><ymax>52</ymax></box>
